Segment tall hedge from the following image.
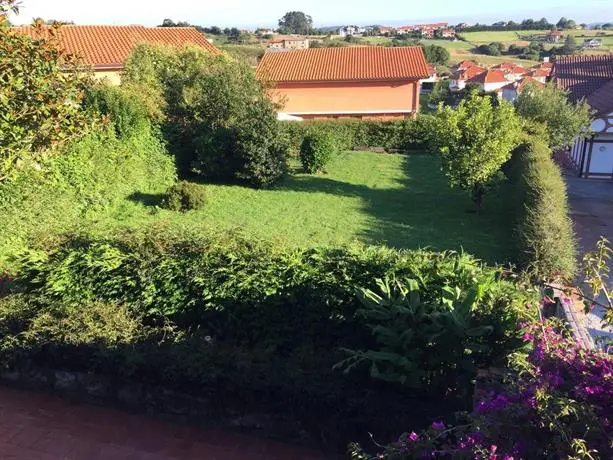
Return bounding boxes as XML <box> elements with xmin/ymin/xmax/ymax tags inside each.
<box><xmin>508</xmin><ymin>136</ymin><xmax>576</xmax><ymax>279</ymax></box>
<box><xmin>280</xmin><ymin>116</ymin><xmax>435</xmax><ymax>154</ymax></box>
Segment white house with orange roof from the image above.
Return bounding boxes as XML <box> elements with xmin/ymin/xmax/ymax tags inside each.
<box><xmin>450</xmin><ymin>64</ymin><xmax>486</xmax><ymax>91</ymax></box>
<box><xmin>466</xmin><ymin>69</ymin><xmax>509</xmax><ymax>92</ymax></box>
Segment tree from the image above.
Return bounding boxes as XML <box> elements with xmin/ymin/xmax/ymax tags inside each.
<box><xmin>515</xmin><ymin>83</ymin><xmax>592</xmax><ymax>150</ymax></box>
<box><xmin>123</xmin><ymin>45</ymin><xmax>287</xmax><ymax>187</ymax></box>
<box><xmin>557</xmin><ymin>17</ymin><xmax>577</xmax><ymax>29</ymax></box>
<box><xmin>560</xmin><ymin>35</ymin><xmax>578</xmax><ymax>54</ymax></box>
<box><xmin>422</xmin><ymin>44</ymin><xmax>450</xmax><ymax>66</ymax></box>
<box><xmin>0</xmin><ymin>18</ymin><xmax>95</xmax><ymax>180</ymax></box>
<box><xmin>432</xmin><ymin>92</ymin><xmax>522</xmax><ymax>208</ymax></box>
<box><xmin>278</xmin><ymin>11</ymin><xmax>313</xmax><ymax>35</ymax></box>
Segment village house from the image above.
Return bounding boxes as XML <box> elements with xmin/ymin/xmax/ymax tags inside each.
<box><xmin>267</xmin><ymin>36</ymin><xmax>310</xmax><ymax>50</ymax></box>
<box><xmin>256</xmin><ymin>46</ymin><xmax>429</xmax><ymax>120</ymax></box>
<box><xmin>546</xmin><ymin>31</ymin><xmax>563</xmax><ymax>42</ymax></box>
<box><xmin>582</xmin><ymin>38</ymin><xmax>602</xmax><ymax>49</ymax></box>
<box><xmin>491</xmin><ymin>62</ymin><xmax>528</xmax><ymax>81</ymax></box>
<box><xmin>337</xmin><ymin>25</ymin><xmax>365</xmax><ymax>37</ymax></box>
<box><xmin>499</xmin><ymin>76</ymin><xmax>545</xmax><ymax>102</ymax></box>
<box><xmin>450</xmin><ymin>63</ymin><xmax>486</xmax><ymax>91</ymax></box>
<box><xmin>466</xmin><ymin>69</ymin><xmax>509</xmax><ymax>92</ymax></box>
<box><xmin>438</xmin><ymin>28</ymin><xmax>457</xmax><ymax>39</ymax></box>
<box><xmin>555</xmin><ymin>55</ymin><xmax>613</xmax><ymax>178</ymax></box>
<box><xmin>12</xmin><ymin>25</ymin><xmax>219</xmax><ymax>85</ymax></box>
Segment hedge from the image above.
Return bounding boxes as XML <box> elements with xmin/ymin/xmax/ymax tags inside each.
<box><xmin>279</xmin><ymin>116</ymin><xmax>435</xmax><ymax>154</ymax></box>
<box><xmin>507</xmin><ymin>136</ymin><xmax>576</xmax><ymax>279</ymax></box>
<box><xmin>2</xmin><ymin>231</ymin><xmax>534</xmax><ymax>448</ymax></box>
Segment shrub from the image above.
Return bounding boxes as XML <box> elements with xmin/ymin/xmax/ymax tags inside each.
<box><xmin>300</xmin><ymin>132</ymin><xmax>337</xmax><ymax>173</ymax></box>
<box><xmin>508</xmin><ymin>136</ymin><xmax>576</xmax><ymax>279</ymax></box>
<box><xmin>163</xmin><ymin>181</ymin><xmax>206</xmax><ymax>212</ymax></box>
<box><xmin>122</xmin><ymin>44</ymin><xmax>287</xmax><ymax>187</ymax></box>
<box><xmin>279</xmin><ymin>116</ymin><xmax>435</xmax><ymax>155</ymax></box>
<box><xmin>85</xmin><ymin>84</ymin><xmax>151</xmax><ymax>139</ymax></box>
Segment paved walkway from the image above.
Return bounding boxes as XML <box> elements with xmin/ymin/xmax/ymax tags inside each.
<box><xmin>564</xmin><ymin>173</ymin><xmax>613</xmax><ymax>348</ymax></box>
<box><xmin>0</xmin><ymin>386</ymin><xmax>335</xmax><ymax>460</ymax></box>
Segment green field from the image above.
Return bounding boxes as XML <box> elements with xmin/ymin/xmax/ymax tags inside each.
<box><xmin>94</xmin><ymin>152</ymin><xmax>514</xmax><ymax>263</ymax></box>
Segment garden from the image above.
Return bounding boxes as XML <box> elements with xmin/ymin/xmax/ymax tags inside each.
<box><xmin>1</xmin><ymin>3</ymin><xmax>611</xmax><ymax>458</ymax></box>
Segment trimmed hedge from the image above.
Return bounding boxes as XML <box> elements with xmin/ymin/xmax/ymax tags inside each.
<box><xmin>507</xmin><ymin>136</ymin><xmax>576</xmax><ymax>279</ymax></box>
<box><xmin>3</xmin><ymin>231</ymin><xmax>535</xmax><ymax>448</ymax></box>
<box><xmin>300</xmin><ymin>132</ymin><xmax>337</xmax><ymax>173</ymax></box>
<box><xmin>280</xmin><ymin>116</ymin><xmax>435</xmax><ymax>154</ymax></box>
<box><xmin>163</xmin><ymin>180</ymin><xmax>206</xmax><ymax>212</ymax></box>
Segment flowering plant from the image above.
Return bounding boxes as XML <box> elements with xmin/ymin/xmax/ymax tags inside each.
<box><xmin>350</xmin><ymin>320</ymin><xmax>612</xmax><ymax>459</ymax></box>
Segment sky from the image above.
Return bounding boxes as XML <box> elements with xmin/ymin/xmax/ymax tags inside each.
<box><xmin>9</xmin><ymin>0</ymin><xmax>613</xmax><ymax>28</ymax></box>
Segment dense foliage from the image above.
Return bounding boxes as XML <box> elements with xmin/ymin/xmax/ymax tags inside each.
<box><xmin>280</xmin><ymin>117</ymin><xmax>435</xmax><ymax>154</ymax></box>
<box><xmin>351</xmin><ymin>318</ymin><xmax>612</xmax><ymax>459</ymax></box>
<box><xmin>432</xmin><ymin>93</ymin><xmax>522</xmax><ymax>208</ymax></box>
<box><xmin>299</xmin><ymin>132</ymin><xmax>338</xmax><ymax>173</ymax></box>
<box><xmin>122</xmin><ymin>44</ymin><xmax>288</xmax><ymax>187</ymax></box>
<box><xmin>515</xmin><ymin>83</ymin><xmax>592</xmax><ymax>151</ymax></box>
<box><xmin>163</xmin><ymin>180</ymin><xmax>206</xmax><ymax>212</ymax></box>
<box><xmin>0</xmin><ymin>22</ymin><xmax>95</xmax><ymax>181</ymax></box>
<box><xmin>422</xmin><ymin>45</ymin><xmax>450</xmax><ymax>66</ymax></box>
<box><xmin>507</xmin><ymin>135</ymin><xmax>576</xmax><ymax>280</ymax></box>
<box><xmin>277</xmin><ymin>11</ymin><xmax>313</xmax><ymax>35</ymax></box>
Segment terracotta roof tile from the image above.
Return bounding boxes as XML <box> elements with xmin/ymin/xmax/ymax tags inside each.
<box><xmin>467</xmin><ymin>69</ymin><xmax>508</xmax><ymax>84</ymax></box>
<box><xmin>11</xmin><ymin>25</ymin><xmax>219</xmax><ymax>68</ymax></box>
<box><xmin>455</xmin><ymin>65</ymin><xmax>486</xmax><ymax>81</ymax></box>
<box><xmin>256</xmin><ymin>46</ymin><xmax>429</xmax><ymax>82</ymax></box>
<box><xmin>553</xmin><ymin>55</ymin><xmax>613</xmax><ymax>103</ymax></box>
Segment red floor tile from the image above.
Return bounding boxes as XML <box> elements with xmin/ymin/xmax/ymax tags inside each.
<box><xmin>0</xmin><ymin>386</ymin><xmax>338</xmax><ymax>460</ymax></box>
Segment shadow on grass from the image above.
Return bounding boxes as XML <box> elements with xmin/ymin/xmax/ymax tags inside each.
<box><xmin>128</xmin><ymin>192</ymin><xmax>166</xmax><ymax>207</ymax></box>
<box><xmin>281</xmin><ymin>155</ymin><xmax>515</xmax><ymax>264</ymax></box>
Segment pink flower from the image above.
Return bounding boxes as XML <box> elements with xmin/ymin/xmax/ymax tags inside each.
<box><xmin>522</xmin><ymin>333</ymin><xmax>534</xmax><ymax>342</ymax></box>
<box><xmin>431</xmin><ymin>421</ymin><xmax>445</xmax><ymax>430</ymax></box>
<box><xmin>408</xmin><ymin>431</ymin><xmax>419</xmax><ymax>442</ymax></box>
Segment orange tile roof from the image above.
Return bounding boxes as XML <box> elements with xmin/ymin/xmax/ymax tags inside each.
<box><xmin>468</xmin><ymin>69</ymin><xmax>508</xmax><ymax>84</ymax></box>
<box><xmin>455</xmin><ymin>65</ymin><xmax>486</xmax><ymax>81</ymax></box>
<box><xmin>256</xmin><ymin>46</ymin><xmax>429</xmax><ymax>82</ymax></box>
<box><xmin>457</xmin><ymin>59</ymin><xmax>479</xmax><ymax>70</ymax></box>
<box><xmin>11</xmin><ymin>25</ymin><xmax>220</xmax><ymax>68</ymax></box>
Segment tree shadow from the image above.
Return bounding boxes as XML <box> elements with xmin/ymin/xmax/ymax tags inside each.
<box><xmin>280</xmin><ymin>155</ymin><xmax>515</xmax><ymax>264</ymax></box>
<box><xmin>128</xmin><ymin>192</ymin><xmax>166</xmax><ymax>207</ymax></box>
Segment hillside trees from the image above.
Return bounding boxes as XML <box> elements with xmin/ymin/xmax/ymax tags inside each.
<box><xmin>278</xmin><ymin>11</ymin><xmax>313</xmax><ymax>35</ymax></box>
<box><xmin>432</xmin><ymin>92</ymin><xmax>522</xmax><ymax>208</ymax></box>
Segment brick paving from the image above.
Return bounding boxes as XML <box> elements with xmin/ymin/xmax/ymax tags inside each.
<box><xmin>0</xmin><ymin>386</ymin><xmax>336</xmax><ymax>460</ymax></box>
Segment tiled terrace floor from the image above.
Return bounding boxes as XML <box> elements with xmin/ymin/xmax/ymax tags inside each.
<box><xmin>0</xmin><ymin>386</ymin><xmax>336</xmax><ymax>460</ymax></box>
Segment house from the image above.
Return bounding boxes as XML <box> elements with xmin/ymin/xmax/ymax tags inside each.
<box><xmin>466</xmin><ymin>69</ymin><xmax>509</xmax><ymax>92</ymax></box>
<box><xmin>523</xmin><ymin>67</ymin><xmax>550</xmax><ymax>83</ymax></box>
<box><xmin>582</xmin><ymin>38</ymin><xmax>602</xmax><ymax>49</ymax></box>
<box><xmin>439</xmin><ymin>28</ymin><xmax>456</xmax><ymax>39</ymax></box>
<box><xmin>256</xmin><ymin>46</ymin><xmax>430</xmax><ymax>120</ymax></box>
<box><xmin>456</xmin><ymin>60</ymin><xmax>480</xmax><ymax>71</ymax></box>
<box><xmin>12</xmin><ymin>25</ymin><xmax>219</xmax><ymax>85</ymax></box>
<box><xmin>420</xmin><ymin>64</ymin><xmax>439</xmax><ymax>92</ymax></box>
<box><xmin>546</xmin><ymin>31</ymin><xmax>563</xmax><ymax>42</ymax></box>
<box><xmin>378</xmin><ymin>26</ymin><xmax>395</xmax><ymax>35</ymax></box>
<box><xmin>554</xmin><ymin>55</ymin><xmax>613</xmax><ymax>178</ymax></box>
<box><xmin>499</xmin><ymin>76</ymin><xmax>545</xmax><ymax>102</ymax></box>
<box><xmin>450</xmin><ymin>64</ymin><xmax>486</xmax><ymax>91</ymax></box>
<box><xmin>337</xmin><ymin>25</ymin><xmax>365</xmax><ymax>37</ymax></box>
<box><xmin>491</xmin><ymin>62</ymin><xmax>528</xmax><ymax>81</ymax></box>
<box><xmin>267</xmin><ymin>36</ymin><xmax>310</xmax><ymax>50</ymax></box>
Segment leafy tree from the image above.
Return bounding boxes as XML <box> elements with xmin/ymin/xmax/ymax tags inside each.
<box><xmin>123</xmin><ymin>45</ymin><xmax>287</xmax><ymax>187</ymax></box>
<box><xmin>428</xmin><ymin>80</ymin><xmax>452</xmax><ymax>106</ymax></box>
<box><xmin>432</xmin><ymin>92</ymin><xmax>522</xmax><ymax>208</ymax></box>
<box><xmin>561</xmin><ymin>35</ymin><xmax>578</xmax><ymax>54</ymax></box>
<box><xmin>422</xmin><ymin>44</ymin><xmax>450</xmax><ymax>66</ymax></box>
<box><xmin>556</xmin><ymin>17</ymin><xmax>577</xmax><ymax>29</ymax></box>
<box><xmin>515</xmin><ymin>83</ymin><xmax>592</xmax><ymax>150</ymax></box>
<box><xmin>0</xmin><ymin>18</ymin><xmax>95</xmax><ymax>180</ymax></box>
<box><xmin>278</xmin><ymin>11</ymin><xmax>313</xmax><ymax>35</ymax></box>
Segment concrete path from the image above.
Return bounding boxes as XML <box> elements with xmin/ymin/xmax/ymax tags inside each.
<box><xmin>564</xmin><ymin>173</ymin><xmax>613</xmax><ymax>349</ymax></box>
<box><xmin>0</xmin><ymin>386</ymin><xmax>335</xmax><ymax>460</ymax></box>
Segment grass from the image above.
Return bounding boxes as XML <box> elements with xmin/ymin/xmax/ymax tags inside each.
<box><xmin>94</xmin><ymin>152</ymin><xmax>515</xmax><ymax>264</ymax></box>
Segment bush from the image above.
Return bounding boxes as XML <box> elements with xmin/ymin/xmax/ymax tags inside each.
<box><xmin>508</xmin><ymin>136</ymin><xmax>576</xmax><ymax>279</ymax></box>
<box><xmin>163</xmin><ymin>181</ymin><xmax>206</xmax><ymax>212</ymax></box>
<box><xmin>85</xmin><ymin>84</ymin><xmax>151</xmax><ymax>139</ymax></box>
<box><xmin>280</xmin><ymin>116</ymin><xmax>435</xmax><ymax>155</ymax></box>
<box><xmin>3</xmin><ymin>231</ymin><xmax>535</xmax><ymax>447</ymax></box>
<box><xmin>300</xmin><ymin>132</ymin><xmax>337</xmax><ymax>173</ymax></box>
<box><xmin>122</xmin><ymin>44</ymin><xmax>287</xmax><ymax>187</ymax></box>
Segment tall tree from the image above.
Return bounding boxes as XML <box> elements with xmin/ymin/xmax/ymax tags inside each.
<box><xmin>515</xmin><ymin>83</ymin><xmax>592</xmax><ymax>150</ymax></box>
<box><xmin>278</xmin><ymin>11</ymin><xmax>313</xmax><ymax>35</ymax></box>
<box><xmin>432</xmin><ymin>92</ymin><xmax>522</xmax><ymax>208</ymax></box>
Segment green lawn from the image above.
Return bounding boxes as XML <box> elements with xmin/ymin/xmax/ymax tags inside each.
<box><xmin>98</xmin><ymin>152</ymin><xmax>515</xmax><ymax>264</ymax></box>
